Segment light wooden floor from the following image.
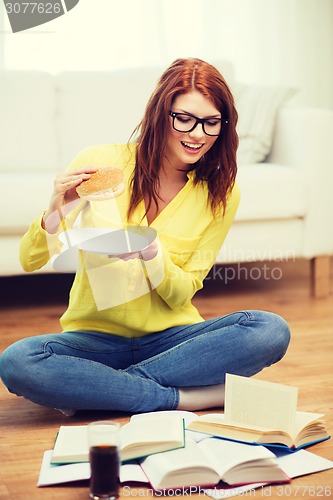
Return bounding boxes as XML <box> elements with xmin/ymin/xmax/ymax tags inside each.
<box><xmin>0</xmin><ymin>259</ymin><xmax>332</xmax><ymax>499</ymax></box>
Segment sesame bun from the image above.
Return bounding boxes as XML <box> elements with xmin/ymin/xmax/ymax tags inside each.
<box><xmin>76</xmin><ymin>167</ymin><xmax>125</xmax><ymax>201</ymax></box>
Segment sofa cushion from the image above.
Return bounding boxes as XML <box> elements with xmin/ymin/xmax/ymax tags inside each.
<box><xmin>235</xmin><ymin>164</ymin><xmax>308</xmax><ymax>221</ymax></box>
<box><xmin>1</xmin><ymin>163</ymin><xmax>308</xmax><ymax>235</ymax></box>
<box><xmin>217</xmin><ymin>218</ymin><xmax>304</xmax><ymax>263</ymax></box>
<box><xmin>0</xmin><ymin>172</ymin><xmax>55</xmax><ymax>233</ymax></box>
<box><xmin>1</xmin><ymin>163</ymin><xmax>308</xmax><ymax>233</ymax></box>
<box><xmin>0</xmin><ymin>71</ymin><xmax>58</xmax><ymax>171</ymax></box>
<box><xmin>235</xmin><ymin>83</ymin><xmax>296</xmax><ymax>165</ymax></box>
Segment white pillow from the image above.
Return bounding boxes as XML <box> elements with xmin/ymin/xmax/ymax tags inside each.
<box><xmin>234</xmin><ymin>83</ymin><xmax>296</xmax><ymax>165</ymax></box>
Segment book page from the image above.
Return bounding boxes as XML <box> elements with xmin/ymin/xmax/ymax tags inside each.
<box><xmin>38</xmin><ymin>450</ymin><xmax>149</xmax><ymax>487</ymax></box>
<box><xmin>273</xmin><ymin>449</ymin><xmax>333</xmax><ymax>477</ymax></box>
<box><xmin>224</xmin><ymin>374</ymin><xmax>298</xmax><ymax>435</ymax></box>
<box><xmin>38</xmin><ymin>450</ymin><xmax>90</xmax><ymax>486</ymax></box>
<box><xmin>51</xmin><ymin>426</ymin><xmax>89</xmax><ymax>463</ymax></box>
<box><xmin>120</xmin><ymin>463</ymin><xmax>149</xmax><ymax>484</ymax></box>
<box><xmin>140</xmin><ymin>438</ymin><xmax>220</xmax><ymax>490</ymax></box>
<box><xmin>204</xmin><ymin>450</ymin><xmax>333</xmax><ymax>498</ymax></box>
<box><xmin>130</xmin><ymin>410</ymin><xmax>198</xmax><ymax>427</ymax></box>
<box><xmin>121</xmin><ymin>415</ymin><xmax>184</xmax><ymax>450</ymax></box>
<box><xmin>51</xmin><ymin>416</ymin><xmax>185</xmax><ymax>464</ymax></box>
<box><xmin>294</xmin><ymin>411</ymin><xmax>324</xmax><ymax>435</ymax></box>
<box><xmin>198</xmin><ymin>437</ymin><xmax>276</xmax><ymax>477</ymax></box>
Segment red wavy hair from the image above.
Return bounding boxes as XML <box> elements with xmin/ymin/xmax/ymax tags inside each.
<box><xmin>127</xmin><ymin>58</ymin><xmax>238</xmax><ymax>221</ymax></box>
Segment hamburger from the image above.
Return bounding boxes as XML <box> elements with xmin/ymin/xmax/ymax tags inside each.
<box><xmin>76</xmin><ymin>167</ymin><xmax>125</xmax><ymax>201</ymax></box>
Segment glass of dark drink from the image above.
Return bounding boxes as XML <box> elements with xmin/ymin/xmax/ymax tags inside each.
<box><xmin>88</xmin><ymin>421</ymin><xmax>121</xmax><ymax>500</ymax></box>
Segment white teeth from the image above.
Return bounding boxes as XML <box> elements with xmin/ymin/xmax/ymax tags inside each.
<box><xmin>182</xmin><ymin>142</ymin><xmax>203</xmax><ymax>149</ymax></box>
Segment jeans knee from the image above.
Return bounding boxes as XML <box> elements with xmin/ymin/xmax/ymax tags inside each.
<box><xmin>261</xmin><ymin>311</ymin><xmax>290</xmax><ymax>360</ymax></box>
<box><xmin>0</xmin><ymin>344</ymin><xmax>18</xmax><ymax>391</ymax></box>
<box><xmin>280</xmin><ymin>317</ymin><xmax>290</xmax><ymax>350</ymax></box>
<box><xmin>243</xmin><ymin>310</ymin><xmax>290</xmax><ymax>362</ymax></box>
<box><xmin>0</xmin><ymin>339</ymin><xmax>37</xmax><ymax>394</ymax></box>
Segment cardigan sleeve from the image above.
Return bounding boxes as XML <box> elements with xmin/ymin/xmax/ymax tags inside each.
<box><xmin>19</xmin><ymin>144</ymin><xmax>135</xmax><ymax>273</ymax></box>
<box><xmin>144</xmin><ymin>183</ymin><xmax>240</xmax><ymax>310</ymax></box>
<box><xmin>19</xmin><ymin>203</ymin><xmax>85</xmax><ymax>273</ymax></box>
<box><xmin>19</xmin><ymin>146</ymin><xmax>102</xmax><ymax>273</ymax></box>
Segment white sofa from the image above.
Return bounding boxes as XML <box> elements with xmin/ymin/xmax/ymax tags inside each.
<box><xmin>1</xmin><ymin>62</ymin><xmax>332</xmax><ymax>296</ymax></box>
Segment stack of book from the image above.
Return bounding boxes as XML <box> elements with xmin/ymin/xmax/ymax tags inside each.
<box><xmin>38</xmin><ymin>375</ymin><xmax>332</xmax><ymax>495</ymax></box>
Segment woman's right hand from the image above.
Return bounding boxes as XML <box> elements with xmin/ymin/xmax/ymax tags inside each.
<box><xmin>42</xmin><ymin>166</ymin><xmax>97</xmax><ymax>233</ymax></box>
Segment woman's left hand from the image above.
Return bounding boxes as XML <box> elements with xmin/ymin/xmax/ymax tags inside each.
<box><xmin>108</xmin><ymin>241</ymin><xmax>158</xmax><ymax>261</ymax></box>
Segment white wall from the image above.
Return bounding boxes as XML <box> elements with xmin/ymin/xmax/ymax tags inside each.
<box><xmin>0</xmin><ymin>3</ymin><xmax>3</xmax><ymax>68</ymax></box>
<box><xmin>202</xmin><ymin>0</ymin><xmax>333</xmax><ymax>109</ymax></box>
<box><xmin>0</xmin><ymin>0</ymin><xmax>332</xmax><ymax>109</ymax></box>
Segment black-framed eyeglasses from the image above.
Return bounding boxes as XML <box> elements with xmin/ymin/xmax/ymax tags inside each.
<box><xmin>169</xmin><ymin>110</ymin><xmax>228</xmax><ymax>136</ymax></box>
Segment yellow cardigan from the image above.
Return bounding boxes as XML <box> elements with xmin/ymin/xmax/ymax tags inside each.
<box><xmin>20</xmin><ymin>143</ymin><xmax>240</xmax><ymax>337</ymax></box>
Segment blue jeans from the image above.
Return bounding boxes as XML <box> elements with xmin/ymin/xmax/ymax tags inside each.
<box><xmin>0</xmin><ymin>310</ymin><xmax>290</xmax><ymax>413</ymax></box>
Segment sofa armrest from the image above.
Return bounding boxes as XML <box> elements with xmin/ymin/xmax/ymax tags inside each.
<box><xmin>268</xmin><ymin>107</ymin><xmax>333</xmax><ymax>257</ymax></box>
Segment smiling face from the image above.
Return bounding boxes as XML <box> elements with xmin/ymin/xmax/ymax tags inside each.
<box><xmin>164</xmin><ymin>90</ymin><xmax>220</xmax><ymax>171</ymax></box>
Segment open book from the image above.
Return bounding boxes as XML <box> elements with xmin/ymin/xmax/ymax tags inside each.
<box><xmin>205</xmin><ymin>446</ymin><xmax>333</xmax><ymax>499</ymax></box>
<box><xmin>38</xmin><ymin>436</ymin><xmax>291</xmax><ymax>489</ymax></box>
<box><xmin>139</xmin><ymin>436</ymin><xmax>289</xmax><ymax>489</ymax></box>
<box><xmin>38</xmin><ymin>445</ymin><xmax>333</xmax><ymax>490</ymax></box>
<box><xmin>51</xmin><ymin>414</ymin><xmax>184</xmax><ymax>464</ymax></box>
<box><xmin>187</xmin><ymin>374</ymin><xmax>330</xmax><ymax>450</ymax></box>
